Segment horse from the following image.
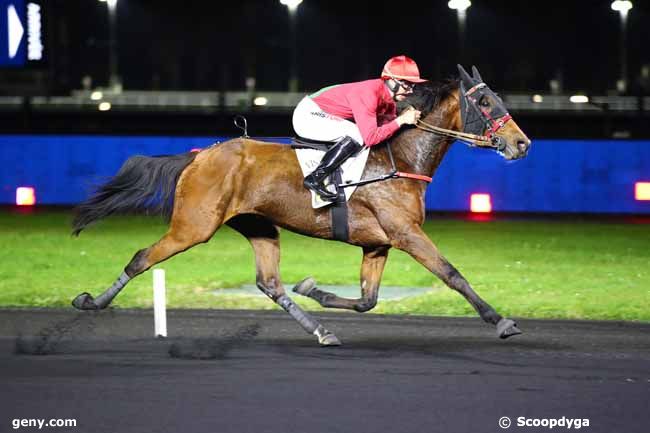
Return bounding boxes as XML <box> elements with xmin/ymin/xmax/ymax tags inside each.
<box><xmin>70</xmin><ymin>65</ymin><xmax>531</xmax><ymax>346</ymax></box>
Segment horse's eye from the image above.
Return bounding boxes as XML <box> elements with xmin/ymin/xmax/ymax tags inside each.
<box><xmin>479</xmin><ymin>97</ymin><xmax>490</xmax><ymax>107</ymax></box>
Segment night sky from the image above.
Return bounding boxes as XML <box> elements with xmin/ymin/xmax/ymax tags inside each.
<box><xmin>52</xmin><ymin>0</ymin><xmax>649</xmax><ymax>95</ymax></box>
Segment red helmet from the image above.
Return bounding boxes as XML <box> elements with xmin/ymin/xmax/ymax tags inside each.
<box><xmin>381</xmin><ymin>55</ymin><xmax>427</xmax><ymax>83</ymax></box>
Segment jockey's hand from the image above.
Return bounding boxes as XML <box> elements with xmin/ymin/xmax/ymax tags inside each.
<box><xmin>397</xmin><ymin>107</ymin><xmax>421</xmax><ymax>126</ymax></box>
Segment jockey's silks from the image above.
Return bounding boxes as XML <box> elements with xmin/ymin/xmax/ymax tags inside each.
<box><xmin>310</xmin><ymin>79</ymin><xmax>399</xmax><ymax>146</ymax></box>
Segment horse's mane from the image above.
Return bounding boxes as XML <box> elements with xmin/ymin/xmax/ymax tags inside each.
<box><xmin>397</xmin><ymin>79</ymin><xmax>459</xmax><ymax>116</ymax></box>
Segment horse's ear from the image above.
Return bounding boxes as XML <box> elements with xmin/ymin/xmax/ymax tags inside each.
<box><xmin>471</xmin><ymin>65</ymin><xmax>483</xmax><ymax>83</ymax></box>
<box><xmin>457</xmin><ymin>64</ymin><xmax>474</xmax><ymax>87</ymax></box>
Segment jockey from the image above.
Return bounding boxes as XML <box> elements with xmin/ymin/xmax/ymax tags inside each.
<box><xmin>292</xmin><ymin>55</ymin><xmax>427</xmax><ymax>201</ymax></box>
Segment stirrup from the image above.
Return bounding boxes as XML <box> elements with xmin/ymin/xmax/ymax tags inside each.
<box><xmin>316</xmin><ymin>190</ymin><xmax>337</xmax><ymax>201</ymax></box>
<box><xmin>302</xmin><ymin>136</ymin><xmax>360</xmax><ymax>201</ymax></box>
<box><xmin>304</xmin><ymin>177</ymin><xmax>337</xmax><ymax>201</ymax></box>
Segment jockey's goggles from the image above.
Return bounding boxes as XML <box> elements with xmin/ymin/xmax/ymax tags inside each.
<box><xmin>396</xmin><ymin>80</ymin><xmax>415</xmax><ymax>92</ymax></box>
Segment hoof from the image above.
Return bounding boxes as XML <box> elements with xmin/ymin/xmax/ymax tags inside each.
<box><xmin>292</xmin><ymin>277</ymin><xmax>316</xmax><ymax>297</ymax></box>
<box><xmin>313</xmin><ymin>324</ymin><xmax>341</xmax><ymax>347</ymax></box>
<box><xmin>496</xmin><ymin>318</ymin><xmax>522</xmax><ymax>339</ymax></box>
<box><xmin>318</xmin><ymin>332</ymin><xmax>342</xmax><ymax>347</ymax></box>
<box><xmin>71</xmin><ymin>292</ymin><xmax>98</xmax><ymax>311</ymax></box>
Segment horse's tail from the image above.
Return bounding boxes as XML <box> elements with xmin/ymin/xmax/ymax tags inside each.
<box><xmin>71</xmin><ymin>152</ymin><xmax>198</xmax><ymax>236</ymax></box>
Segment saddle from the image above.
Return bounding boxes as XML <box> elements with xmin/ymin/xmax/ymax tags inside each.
<box><xmin>292</xmin><ymin>135</ymin><xmax>370</xmax><ymax>242</ymax></box>
<box><xmin>290</xmin><ymin>136</ymin><xmax>336</xmax><ymax>152</ymax></box>
<box><xmin>292</xmin><ymin>136</ymin><xmax>370</xmax><ymax>209</ymax></box>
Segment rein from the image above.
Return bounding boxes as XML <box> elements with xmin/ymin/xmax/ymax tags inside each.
<box><xmin>415</xmin><ymin>118</ymin><xmax>492</xmax><ymax>148</ymax></box>
<box><xmin>337</xmin><ymin>141</ymin><xmax>432</xmax><ymax>189</ymax></box>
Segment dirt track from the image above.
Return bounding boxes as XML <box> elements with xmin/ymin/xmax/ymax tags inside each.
<box><xmin>1</xmin><ymin>308</ymin><xmax>648</xmax><ymax>433</ymax></box>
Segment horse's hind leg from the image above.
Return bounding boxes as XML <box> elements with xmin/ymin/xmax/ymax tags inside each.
<box><xmin>293</xmin><ymin>246</ymin><xmax>389</xmax><ymax>313</ymax></box>
<box><xmin>227</xmin><ymin>215</ymin><xmax>341</xmax><ymax>346</ymax></box>
<box><xmin>72</xmin><ymin>192</ymin><xmax>225</xmax><ymax>310</ymax></box>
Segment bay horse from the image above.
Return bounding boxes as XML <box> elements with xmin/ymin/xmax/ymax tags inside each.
<box><xmin>71</xmin><ymin>65</ymin><xmax>531</xmax><ymax>346</ymax></box>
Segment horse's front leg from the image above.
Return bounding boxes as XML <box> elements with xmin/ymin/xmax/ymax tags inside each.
<box><xmin>390</xmin><ymin>224</ymin><xmax>521</xmax><ymax>339</ymax></box>
<box><xmin>293</xmin><ymin>246</ymin><xmax>389</xmax><ymax>312</ymax></box>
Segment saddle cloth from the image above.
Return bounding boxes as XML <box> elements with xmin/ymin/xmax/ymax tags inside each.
<box><xmin>295</xmin><ymin>146</ymin><xmax>370</xmax><ymax>209</ymax></box>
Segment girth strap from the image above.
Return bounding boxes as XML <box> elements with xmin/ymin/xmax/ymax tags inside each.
<box><xmin>330</xmin><ymin>168</ymin><xmax>349</xmax><ymax>242</ymax></box>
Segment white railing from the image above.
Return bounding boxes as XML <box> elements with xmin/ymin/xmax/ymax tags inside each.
<box><xmin>0</xmin><ymin>91</ymin><xmax>648</xmax><ymax>113</ymax></box>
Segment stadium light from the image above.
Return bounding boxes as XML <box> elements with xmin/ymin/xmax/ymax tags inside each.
<box><xmin>98</xmin><ymin>0</ymin><xmax>120</xmax><ymax>91</ymax></box>
<box><xmin>90</xmin><ymin>91</ymin><xmax>103</xmax><ymax>101</ymax></box>
<box><xmin>280</xmin><ymin>0</ymin><xmax>302</xmax><ymax>12</ymax></box>
<box><xmin>448</xmin><ymin>1</ymin><xmax>470</xmax><ymax>62</ymax></box>
<box><xmin>470</xmin><ymin>193</ymin><xmax>492</xmax><ymax>213</ymax></box>
<box><xmin>635</xmin><ymin>182</ymin><xmax>650</xmax><ymax>201</ymax></box>
<box><xmin>569</xmin><ymin>95</ymin><xmax>589</xmax><ymax>104</ymax></box>
<box><xmin>279</xmin><ymin>0</ymin><xmax>302</xmax><ymax>92</ymax></box>
<box><xmin>448</xmin><ymin>0</ymin><xmax>471</xmax><ymax>11</ymax></box>
<box><xmin>253</xmin><ymin>96</ymin><xmax>268</xmax><ymax>106</ymax></box>
<box><xmin>532</xmin><ymin>94</ymin><xmax>543</xmax><ymax>103</ymax></box>
<box><xmin>16</xmin><ymin>187</ymin><xmax>36</xmax><ymax>206</ymax></box>
<box><xmin>98</xmin><ymin>101</ymin><xmax>112</xmax><ymax>111</ymax></box>
<box><xmin>611</xmin><ymin>1</ymin><xmax>632</xmax><ymax>93</ymax></box>
<box><xmin>611</xmin><ymin>1</ymin><xmax>633</xmax><ymax>13</ymax></box>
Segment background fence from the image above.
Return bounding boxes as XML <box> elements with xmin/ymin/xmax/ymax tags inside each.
<box><xmin>1</xmin><ymin>135</ymin><xmax>649</xmax><ymax>214</ymax></box>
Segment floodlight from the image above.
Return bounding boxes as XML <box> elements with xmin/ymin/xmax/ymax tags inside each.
<box><xmin>569</xmin><ymin>95</ymin><xmax>589</xmax><ymax>104</ymax></box>
<box><xmin>280</xmin><ymin>0</ymin><xmax>302</xmax><ymax>11</ymax></box>
<box><xmin>611</xmin><ymin>1</ymin><xmax>633</xmax><ymax>13</ymax></box>
<box><xmin>448</xmin><ymin>0</ymin><xmax>471</xmax><ymax>11</ymax></box>
<box><xmin>253</xmin><ymin>96</ymin><xmax>268</xmax><ymax>106</ymax></box>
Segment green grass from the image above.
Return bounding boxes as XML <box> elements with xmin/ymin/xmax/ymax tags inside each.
<box><xmin>0</xmin><ymin>210</ymin><xmax>649</xmax><ymax>321</ymax></box>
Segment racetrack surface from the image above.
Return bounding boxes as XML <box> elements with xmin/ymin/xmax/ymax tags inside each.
<box><xmin>1</xmin><ymin>309</ymin><xmax>648</xmax><ymax>433</ymax></box>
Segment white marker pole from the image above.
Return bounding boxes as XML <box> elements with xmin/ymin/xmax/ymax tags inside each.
<box><xmin>152</xmin><ymin>269</ymin><xmax>167</xmax><ymax>338</ymax></box>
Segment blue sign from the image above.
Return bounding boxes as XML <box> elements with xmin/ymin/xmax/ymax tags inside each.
<box><xmin>1</xmin><ymin>135</ymin><xmax>650</xmax><ymax>214</ymax></box>
<box><xmin>0</xmin><ymin>0</ymin><xmax>26</xmax><ymax>66</ymax></box>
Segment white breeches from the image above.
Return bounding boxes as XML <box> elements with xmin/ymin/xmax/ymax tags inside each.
<box><xmin>291</xmin><ymin>96</ymin><xmax>364</xmax><ymax>145</ymax></box>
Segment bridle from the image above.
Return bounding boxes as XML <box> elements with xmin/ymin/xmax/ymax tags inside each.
<box><xmin>415</xmin><ymin>82</ymin><xmax>512</xmax><ymax>152</ymax></box>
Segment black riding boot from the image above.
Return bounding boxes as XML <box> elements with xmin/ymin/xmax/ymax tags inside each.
<box><xmin>303</xmin><ymin>136</ymin><xmax>363</xmax><ymax>201</ymax></box>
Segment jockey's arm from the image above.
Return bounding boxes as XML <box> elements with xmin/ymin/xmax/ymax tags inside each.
<box><xmin>348</xmin><ymin>92</ymin><xmax>400</xmax><ymax>146</ymax></box>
